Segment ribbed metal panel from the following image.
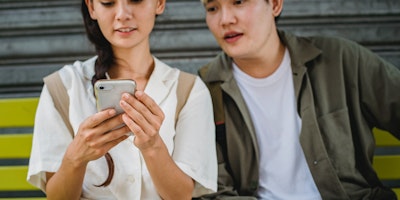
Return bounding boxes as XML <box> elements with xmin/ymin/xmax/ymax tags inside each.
<box><xmin>0</xmin><ymin>0</ymin><xmax>399</xmax><ymax>97</ymax></box>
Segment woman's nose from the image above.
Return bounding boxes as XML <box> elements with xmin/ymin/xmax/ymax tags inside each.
<box><xmin>116</xmin><ymin>4</ymin><xmax>132</xmax><ymax>21</ymax></box>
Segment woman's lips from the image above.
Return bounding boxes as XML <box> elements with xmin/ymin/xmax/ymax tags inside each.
<box><xmin>116</xmin><ymin>27</ymin><xmax>135</xmax><ymax>33</ymax></box>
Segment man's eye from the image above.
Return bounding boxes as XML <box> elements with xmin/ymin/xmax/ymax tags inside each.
<box><xmin>233</xmin><ymin>0</ymin><xmax>243</xmax><ymax>5</ymax></box>
<box><xmin>206</xmin><ymin>6</ymin><xmax>217</xmax><ymax>12</ymax></box>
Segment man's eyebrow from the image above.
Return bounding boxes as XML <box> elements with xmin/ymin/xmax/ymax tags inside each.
<box><xmin>205</xmin><ymin>0</ymin><xmax>215</xmax><ymax>4</ymax></box>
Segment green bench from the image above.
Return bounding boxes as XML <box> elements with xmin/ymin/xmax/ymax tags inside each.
<box><xmin>0</xmin><ymin>97</ymin><xmax>399</xmax><ymax>199</ymax></box>
<box><xmin>372</xmin><ymin>128</ymin><xmax>400</xmax><ymax>197</ymax></box>
<box><xmin>0</xmin><ymin>97</ymin><xmax>45</xmax><ymax>199</ymax></box>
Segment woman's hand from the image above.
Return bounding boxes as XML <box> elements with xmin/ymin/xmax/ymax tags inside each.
<box><xmin>119</xmin><ymin>91</ymin><xmax>194</xmax><ymax>199</ymax></box>
<box><xmin>46</xmin><ymin>109</ymin><xmax>130</xmax><ymax>200</ymax></box>
<box><xmin>119</xmin><ymin>91</ymin><xmax>165</xmax><ymax>152</ymax></box>
<box><xmin>66</xmin><ymin>109</ymin><xmax>130</xmax><ymax>167</ymax></box>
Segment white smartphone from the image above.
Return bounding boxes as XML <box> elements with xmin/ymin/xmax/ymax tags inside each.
<box><xmin>94</xmin><ymin>79</ymin><xmax>137</xmax><ymax>114</ymax></box>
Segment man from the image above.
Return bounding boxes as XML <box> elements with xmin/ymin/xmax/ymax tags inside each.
<box><xmin>198</xmin><ymin>0</ymin><xmax>400</xmax><ymax>199</ymax></box>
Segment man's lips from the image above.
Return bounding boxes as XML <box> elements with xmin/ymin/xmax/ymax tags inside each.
<box><xmin>223</xmin><ymin>32</ymin><xmax>243</xmax><ymax>42</ymax></box>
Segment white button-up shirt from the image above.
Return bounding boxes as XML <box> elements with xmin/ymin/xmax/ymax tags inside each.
<box><xmin>28</xmin><ymin>56</ymin><xmax>217</xmax><ymax>199</ymax></box>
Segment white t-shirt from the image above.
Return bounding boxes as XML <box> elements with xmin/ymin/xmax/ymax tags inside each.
<box><xmin>233</xmin><ymin>49</ymin><xmax>321</xmax><ymax>200</ymax></box>
<box><xmin>27</xmin><ymin>56</ymin><xmax>217</xmax><ymax>199</ymax></box>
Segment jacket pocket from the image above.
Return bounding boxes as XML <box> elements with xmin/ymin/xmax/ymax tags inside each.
<box><xmin>317</xmin><ymin>108</ymin><xmax>357</xmax><ymax>175</ymax></box>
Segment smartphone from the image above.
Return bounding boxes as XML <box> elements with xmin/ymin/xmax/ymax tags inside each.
<box><xmin>94</xmin><ymin>79</ymin><xmax>137</xmax><ymax>114</ymax></box>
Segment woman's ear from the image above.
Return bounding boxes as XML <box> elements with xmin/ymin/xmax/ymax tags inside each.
<box><xmin>155</xmin><ymin>0</ymin><xmax>166</xmax><ymax>15</ymax></box>
<box><xmin>86</xmin><ymin>0</ymin><xmax>98</xmax><ymax>20</ymax></box>
<box><xmin>271</xmin><ymin>0</ymin><xmax>283</xmax><ymax>17</ymax></box>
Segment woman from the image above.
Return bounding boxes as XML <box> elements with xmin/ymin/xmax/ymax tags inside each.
<box><xmin>27</xmin><ymin>0</ymin><xmax>217</xmax><ymax>199</ymax></box>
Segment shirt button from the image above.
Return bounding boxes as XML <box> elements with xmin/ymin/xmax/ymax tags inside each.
<box><xmin>128</xmin><ymin>175</ymin><xmax>135</xmax><ymax>183</ymax></box>
<box><xmin>313</xmin><ymin>160</ymin><xmax>318</xmax><ymax>165</ymax></box>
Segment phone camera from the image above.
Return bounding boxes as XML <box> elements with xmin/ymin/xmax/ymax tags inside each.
<box><xmin>99</xmin><ymin>86</ymin><xmax>104</xmax><ymax>90</ymax></box>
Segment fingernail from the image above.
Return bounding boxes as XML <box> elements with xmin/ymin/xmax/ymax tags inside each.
<box><xmin>122</xmin><ymin>113</ymin><xmax>129</xmax><ymax>121</ymax></box>
<box><xmin>135</xmin><ymin>91</ymin><xmax>143</xmax><ymax>97</ymax></box>
<box><xmin>122</xmin><ymin>93</ymin><xmax>130</xmax><ymax>99</ymax></box>
<box><xmin>109</xmin><ymin>109</ymin><xmax>116</xmax><ymax>115</ymax></box>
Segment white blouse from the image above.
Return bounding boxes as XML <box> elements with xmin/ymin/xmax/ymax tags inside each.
<box><xmin>27</xmin><ymin>56</ymin><xmax>217</xmax><ymax>199</ymax></box>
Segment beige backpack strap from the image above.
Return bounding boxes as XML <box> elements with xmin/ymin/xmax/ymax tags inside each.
<box><xmin>43</xmin><ymin>71</ymin><xmax>74</xmax><ymax>137</ymax></box>
<box><xmin>175</xmin><ymin>71</ymin><xmax>196</xmax><ymax>127</ymax></box>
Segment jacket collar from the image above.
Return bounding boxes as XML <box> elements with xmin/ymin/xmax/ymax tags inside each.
<box><xmin>278</xmin><ymin>30</ymin><xmax>322</xmax><ymax>99</ymax></box>
<box><xmin>279</xmin><ymin>30</ymin><xmax>322</xmax><ymax>69</ymax></box>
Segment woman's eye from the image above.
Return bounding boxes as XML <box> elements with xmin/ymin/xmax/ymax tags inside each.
<box><xmin>101</xmin><ymin>1</ymin><xmax>114</xmax><ymax>6</ymax></box>
<box><xmin>131</xmin><ymin>0</ymin><xmax>143</xmax><ymax>3</ymax></box>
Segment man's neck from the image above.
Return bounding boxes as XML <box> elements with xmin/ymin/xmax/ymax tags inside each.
<box><xmin>233</xmin><ymin>42</ymin><xmax>286</xmax><ymax>78</ymax></box>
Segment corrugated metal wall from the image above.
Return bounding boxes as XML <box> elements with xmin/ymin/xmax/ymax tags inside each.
<box><xmin>1</xmin><ymin>0</ymin><xmax>399</xmax><ymax>98</ymax></box>
<box><xmin>0</xmin><ymin>0</ymin><xmax>399</xmax><ymax>197</ymax></box>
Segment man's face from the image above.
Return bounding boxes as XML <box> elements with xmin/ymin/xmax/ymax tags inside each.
<box><xmin>204</xmin><ymin>0</ymin><xmax>280</xmax><ymax>60</ymax></box>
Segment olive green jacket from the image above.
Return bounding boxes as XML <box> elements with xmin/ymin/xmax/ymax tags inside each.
<box><xmin>198</xmin><ymin>30</ymin><xmax>400</xmax><ymax>199</ymax></box>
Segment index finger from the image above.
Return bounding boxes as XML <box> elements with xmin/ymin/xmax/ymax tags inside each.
<box><xmin>134</xmin><ymin>91</ymin><xmax>164</xmax><ymax>118</ymax></box>
<box><xmin>83</xmin><ymin>108</ymin><xmax>117</xmax><ymax>128</ymax></box>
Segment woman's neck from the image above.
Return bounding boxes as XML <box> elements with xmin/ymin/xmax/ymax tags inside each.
<box><xmin>108</xmin><ymin>48</ymin><xmax>154</xmax><ymax>91</ymax></box>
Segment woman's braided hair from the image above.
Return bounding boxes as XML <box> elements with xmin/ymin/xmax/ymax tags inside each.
<box><xmin>81</xmin><ymin>0</ymin><xmax>115</xmax><ymax>187</ymax></box>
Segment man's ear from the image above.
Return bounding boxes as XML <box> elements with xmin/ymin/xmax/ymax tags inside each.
<box><xmin>271</xmin><ymin>0</ymin><xmax>283</xmax><ymax>17</ymax></box>
<box><xmin>156</xmin><ymin>0</ymin><xmax>166</xmax><ymax>15</ymax></box>
<box><xmin>86</xmin><ymin>0</ymin><xmax>98</xmax><ymax>20</ymax></box>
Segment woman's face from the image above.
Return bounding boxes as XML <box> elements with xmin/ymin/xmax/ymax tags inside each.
<box><xmin>86</xmin><ymin>0</ymin><xmax>165</xmax><ymax>50</ymax></box>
